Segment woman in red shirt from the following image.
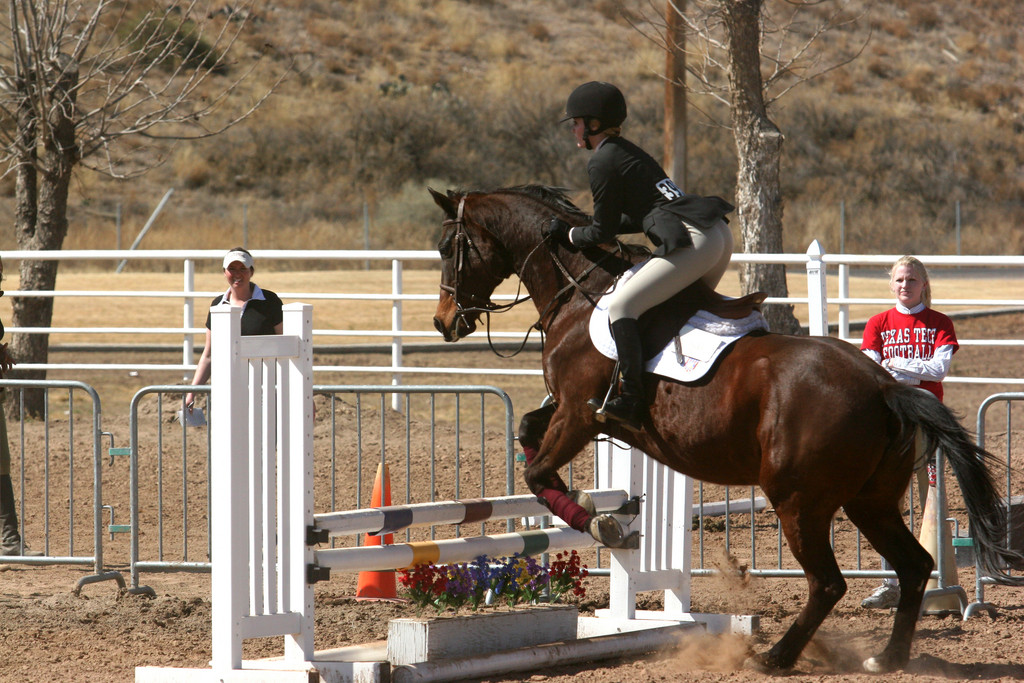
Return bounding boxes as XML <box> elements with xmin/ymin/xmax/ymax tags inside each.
<box><xmin>859</xmin><ymin>255</ymin><xmax>958</xmax><ymax>609</ymax></box>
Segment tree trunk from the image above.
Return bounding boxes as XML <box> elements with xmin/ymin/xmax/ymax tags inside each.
<box><xmin>9</xmin><ymin>56</ymin><xmax>80</xmax><ymax>417</ymax></box>
<box><xmin>722</xmin><ymin>0</ymin><xmax>801</xmax><ymax>335</ymax></box>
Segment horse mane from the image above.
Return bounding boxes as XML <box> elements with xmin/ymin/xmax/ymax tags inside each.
<box><xmin>477</xmin><ymin>185</ymin><xmax>590</xmax><ymax>223</ymax></box>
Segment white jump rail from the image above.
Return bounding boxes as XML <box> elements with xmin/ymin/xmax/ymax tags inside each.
<box><xmin>135</xmin><ymin>303</ymin><xmax>754</xmax><ymax>683</ymax></box>
<box><xmin>4</xmin><ymin>248</ymin><xmax>1021</xmax><ymax>388</ymax></box>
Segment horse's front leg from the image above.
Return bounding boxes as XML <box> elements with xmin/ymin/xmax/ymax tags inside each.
<box><xmin>521</xmin><ymin>405</ymin><xmax>633</xmax><ymax>548</ymax></box>
<box><xmin>518</xmin><ymin>404</ymin><xmax>569</xmax><ymax>494</ymax></box>
<box><xmin>520</xmin><ymin>404</ymin><xmax>594</xmax><ymax>532</ymax></box>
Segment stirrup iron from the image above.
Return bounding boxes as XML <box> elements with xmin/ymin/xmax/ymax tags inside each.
<box><xmin>589</xmin><ymin>361</ymin><xmax>620</xmax><ymax>422</ymax></box>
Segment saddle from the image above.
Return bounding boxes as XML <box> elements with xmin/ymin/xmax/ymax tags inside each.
<box><xmin>636</xmin><ymin>279</ymin><xmax>767</xmax><ymax>361</ymax></box>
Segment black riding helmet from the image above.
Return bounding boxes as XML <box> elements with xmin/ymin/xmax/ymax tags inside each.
<box><xmin>561</xmin><ymin>81</ymin><xmax>628</xmax><ymax>130</ymax></box>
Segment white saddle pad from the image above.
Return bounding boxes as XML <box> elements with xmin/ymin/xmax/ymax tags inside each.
<box><xmin>589</xmin><ymin>274</ymin><xmax>768</xmax><ymax>383</ymax></box>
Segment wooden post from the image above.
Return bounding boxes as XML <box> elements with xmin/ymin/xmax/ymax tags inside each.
<box><xmin>210</xmin><ymin>306</ymin><xmax>246</xmax><ymax>670</ymax></box>
<box><xmin>595</xmin><ymin>439</ymin><xmax>692</xmax><ymax>622</ymax></box>
<box><xmin>209</xmin><ymin>304</ymin><xmax>315</xmax><ymax>670</ymax></box>
<box><xmin>664</xmin><ymin>1</ymin><xmax>688</xmax><ymax>187</ymax></box>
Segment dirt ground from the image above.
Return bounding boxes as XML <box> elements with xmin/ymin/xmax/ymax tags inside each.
<box><xmin>2</xmin><ymin>313</ymin><xmax>1023</xmax><ymax>683</ymax></box>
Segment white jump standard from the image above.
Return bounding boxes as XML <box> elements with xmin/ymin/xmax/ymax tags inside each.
<box><xmin>135</xmin><ymin>303</ymin><xmax>752</xmax><ymax>683</ymax></box>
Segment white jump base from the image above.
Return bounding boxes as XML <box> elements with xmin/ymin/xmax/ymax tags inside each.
<box><xmin>136</xmin><ymin>304</ymin><xmax>754</xmax><ymax>683</ymax></box>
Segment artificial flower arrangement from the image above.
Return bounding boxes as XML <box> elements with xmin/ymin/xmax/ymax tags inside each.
<box><xmin>397</xmin><ymin>550</ymin><xmax>588</xmax><ymax>614</ymax></box>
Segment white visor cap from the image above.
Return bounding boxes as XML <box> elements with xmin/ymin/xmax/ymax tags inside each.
<box><xmin>223</xmin><ymin>250</ymin><xmax>254</xmax><ymax>270</ymax></box>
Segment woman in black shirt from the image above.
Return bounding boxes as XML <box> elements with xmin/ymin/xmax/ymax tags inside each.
<box><xmin>184</xmin><ymin>247</ymin><xmax>284</xmax><ymax>414</ymax></box>
<box><xmin>545</xmin><ymin>82</ymin><xmax>734</xmax><ymax>432</ymax></box>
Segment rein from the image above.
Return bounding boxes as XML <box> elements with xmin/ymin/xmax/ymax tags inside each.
<box><xmin>439</xmin><ymin>196</ymin><xmax>628</xmax><ymax>359</ymax></box>
<box><xmin>536</xmin><ymin>240</ymin><xmax>625</xmax><ymax>327</ymax></box>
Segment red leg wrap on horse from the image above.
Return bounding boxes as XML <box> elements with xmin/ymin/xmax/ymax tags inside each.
<box><xmin>538</xmin><ymin>487</ymin><xmax>591</xmax><ymax>532</ymax></box>
<box><xmin>523</xmin><ymin>446</ymin><xmax>583</xmax><ymax>528</ymax></box>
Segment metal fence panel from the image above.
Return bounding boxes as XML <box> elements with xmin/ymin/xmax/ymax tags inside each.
<box><xmin>126</xmin><ymin>384</ymin><xmax>515</xmax><ymax>592</ymax></box>
<box><xmin>964</xmin><ymin>392</ymin><xmax>1024</xmax><ymax>617</ymax></box>
<box><xmin>0</xmin><ymin>380</ymin><xmax>123</xmax><ymax>592</ymax></box>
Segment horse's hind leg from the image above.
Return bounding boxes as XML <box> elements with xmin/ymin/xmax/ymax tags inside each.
<box><xmin>844</xmin><ymin>497</ymin><xmax>933</xmax><ymax>673</ymax></box>
<box><xmin>747</xmin><ymin>504</ymin><xmax>847</xmax><ymax>672</ymax></box>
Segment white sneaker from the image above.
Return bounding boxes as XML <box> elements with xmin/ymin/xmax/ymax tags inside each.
<box><xmin>861</xmin><ymin>583</ymin><xmax>900</xmax><ymax>609</ymax></box>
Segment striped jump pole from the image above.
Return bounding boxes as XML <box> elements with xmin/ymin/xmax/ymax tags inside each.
<box><xmin>313</xmin><ymin>489</ymin><xmax>631</xmax><ymax>538</ymax></box>
<box><xmin>315</xmin><ymin>526</ymin><xmax>599</xmax><ymax>574</ymax></box>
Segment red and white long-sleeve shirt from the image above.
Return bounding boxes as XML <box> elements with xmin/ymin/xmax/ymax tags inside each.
<box><xmin>861</xmin><ymin>303</ymin><xmax>958</xmax><ymax>401</ymax></box>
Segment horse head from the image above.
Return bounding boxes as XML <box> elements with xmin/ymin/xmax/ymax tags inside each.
<box><xmin>431</xmin><ymin>185</ymin><xmax>639</xmax><ymax>343</ymax></box>
<box><xmin>430</xmin><ymin>188</ymin><xmax>518</xmax><ymax>341</ymax></box>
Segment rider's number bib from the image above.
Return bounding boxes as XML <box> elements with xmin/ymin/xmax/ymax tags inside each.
<box><xmin>656</xmin><ymin>178</ymin><xmax>684</xmax><ymax>201</ymax></box>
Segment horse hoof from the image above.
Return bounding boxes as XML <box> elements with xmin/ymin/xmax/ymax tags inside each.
<box><xmin>566</xmin><ymin>490</ymin><xmax>597</xmax><ymax>516</ymax></box>
<box><xmin>588</xmin><ymin>515</ymin><xmax>622</xmax><ymax>546</ymax></box>
<box><xmin>587</xmin><ymin>514</ymin><xmax>638</xmax><ymax>548</ymax></box>
<box><xmin>743</xmin><ymin>653</ymin><xmax>782</xmax><ymax>674</ymax></box>
<box><xmin>863</xmin><ymin>654</ymin><xmax>903</xmax><ymax>673</ymax></box>
<box><xmin>863</xmin><ymin>657</ymin><xmax>886</xmax><ymax>673</ymax></box>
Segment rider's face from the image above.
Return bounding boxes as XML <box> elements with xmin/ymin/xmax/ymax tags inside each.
<box><xmin>570</xmin><ymin>117</ymin><xmax>588</xmax><ymax>149</ymax></box>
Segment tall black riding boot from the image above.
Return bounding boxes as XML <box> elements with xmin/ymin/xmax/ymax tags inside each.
<box><xmin>592</xmin><ymin>318</ymin><xmax>646</xmax><ymax>433</ymax></box>
<box><xmin>1</xmin><ymin>474</ymin><xmax>22</xmax><ymax>550</ymax></box>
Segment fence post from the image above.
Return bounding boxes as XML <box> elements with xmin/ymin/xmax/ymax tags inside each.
<box><xmin>209</xmin><ymin>305</ymin><xmax>246</xmax><ymax>670</ymax></box>
<box><xmin>391</xmin><ymin>259</ymin><xmax>403</xmax><ymax>412</ymax></box>
<box><xmin>838</xmin><ymin>262</ymin><xmax>851</xmax><ymax>341</ymax></box>
<box><xmin>283</xmin><ymin>304</ymin><xmax>316</xmax><ymax>662</ymax></box>
<box><xmin>182</xmin><ymin>259</ymin><xmax>195</xmax><ymax>381</ymax></box>
<box><xmin>209</xmin><ymin>304</ymin><xmax>315</xmax><ymax>670</ymax></box>
<box><xmin>595</xmin><ymin>439</ymin><xmax>692</xmax><ymax>622</ymax></box>
<box><xmin>805</xmin><ymin>240</ymin><xmax>828</xmax><ymax>337</ymax></box>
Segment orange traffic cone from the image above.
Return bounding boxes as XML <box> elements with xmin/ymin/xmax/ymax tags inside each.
<box><xmin>355</xmin><ymin>463</ymin><xmax>399</xmax><ymax>600</ymax></box>
<box><xmin>918</xmin><ymin>482</ymin><xmax>961</xmax><ymax>614</ymax></box>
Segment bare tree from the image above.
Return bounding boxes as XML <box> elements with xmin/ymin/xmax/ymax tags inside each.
<box><xmin>630</xmin><ymin>0</ymin><xmax>865</xmax><ymax>333</ymax></box>
<box><xmin>0</xmin><ymin>0</ymin><xmax>287</xmax><ymax>415</ymax></box>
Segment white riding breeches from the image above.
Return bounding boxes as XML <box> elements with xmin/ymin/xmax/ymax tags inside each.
<box><xmin>606</xmin><ymin>219</ymin><xmax>733</xmax><ymax>322</ymax></box>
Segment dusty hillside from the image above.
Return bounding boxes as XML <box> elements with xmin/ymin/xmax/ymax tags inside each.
<box><xmin>1</xmin><ymin>0</ymin><xmax>1020</xmax><ymax>261</ymax></box>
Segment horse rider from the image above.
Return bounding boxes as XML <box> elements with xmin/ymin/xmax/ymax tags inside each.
<box><xmin>543</xmin><ymin>81</ymin><xmax>736</xmax><ymax>432</ymax></box>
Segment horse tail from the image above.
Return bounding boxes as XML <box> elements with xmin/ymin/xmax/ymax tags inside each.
<box><xmin>884</xmin><ymin>383</ymin><xmax>1024</xmax><ymax>585</ymax></box>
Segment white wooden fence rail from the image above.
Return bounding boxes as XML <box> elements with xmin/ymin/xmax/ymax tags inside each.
<box><xmin>1</xmin><ymin>246</ymin><xmax>1022</xmax><ymax>387</ymax></box>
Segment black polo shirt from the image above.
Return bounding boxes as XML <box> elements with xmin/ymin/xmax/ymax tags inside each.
<box><xmin>204</xmin><ymin>285</ymin><xmax>284</xmax><ymax>335</ymax></box>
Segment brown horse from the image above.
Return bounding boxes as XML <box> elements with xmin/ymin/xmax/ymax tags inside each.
<box><xmin>429</xmin><ymin>185</ymin><xmax>1023</xmax><ymax>674</ymax></box>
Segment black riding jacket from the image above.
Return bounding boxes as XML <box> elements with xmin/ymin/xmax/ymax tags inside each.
<box><xmin>570</xmin><ymin>136</ymin><xmax>734</xmax><ymax>256</ymax></box>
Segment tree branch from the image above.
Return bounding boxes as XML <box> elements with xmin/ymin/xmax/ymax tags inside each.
<box><xmin>1</xmin><ymin>0</ymin><xmax>292</xmax><ymax>180</ymax></box>
<box><xmin>627</xmin><ymin>0</ymin><xmax>870</xmax><ymax>119</ymax></box>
